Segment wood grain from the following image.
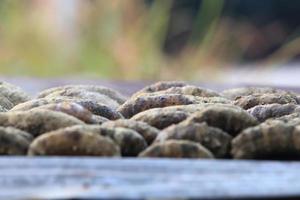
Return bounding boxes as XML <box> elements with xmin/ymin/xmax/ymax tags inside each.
<box><xmin>0</xmin><ymin>157</ymin><xmax>299</xmax><ymax>199</ymax></box>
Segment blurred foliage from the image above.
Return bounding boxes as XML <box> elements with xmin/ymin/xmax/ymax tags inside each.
<box><xmin>0</xmin><ymin>0</ymin><xmax>299</xmax><ymax>80</ymax></box>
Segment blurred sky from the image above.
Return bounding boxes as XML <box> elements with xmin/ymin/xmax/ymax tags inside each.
<box><xmin>0</xmin><ymin>0</ymin><xmax>299</xmax><ymax>81</ymax></box>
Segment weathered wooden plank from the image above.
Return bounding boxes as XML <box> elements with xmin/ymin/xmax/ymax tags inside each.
<box><xmin>0</xmin><ymin>157</ymin><xmax>299</xmax><ymax>199</ymax></box>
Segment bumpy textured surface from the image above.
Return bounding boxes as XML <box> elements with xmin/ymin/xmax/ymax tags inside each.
<box><xmin>247</xmin><ymin>104</ymin><xmax>300</xmax><ymax>122</ymax></box>
<box><xmin>186</xmin><ymin>104</ymin><xmax>258</xmax><ymax>136</ymax></box>
<box><xmin>10</xmin><ymin>98</ymin><xmax>122</xmax><ymax>120</ymax></box>
<box><xmin>275</xmin><ymin>113</ymin><xmax>300</xmax><ymax>122</ymax></box>
<box><xmin>119</xmin><ymin>94</ymin><xmax>231</xmax><ymax>118</ymax></box>
<box><xmin>222</xmin><ymin>87</ymin><xmax>299</xmax><ymax>101</ymax></box>
<box><xmin>0</xmin><ymin>109</ymin><xmax>84</xmax><ymax>137</ymax></box>
<box><xmin>101</xmin><ymin>119</ymin><xmax>159</xmax><ymax>144</ymax></box>
<box><xmin>132</xmin><ymin>109</ymin><xmax>190</xmax><ymax>129</ymax></box>
<box><xmin>234</xmin><ymin>94</ymin><xmax>298</xmax><ymax>110</ymax></box>
<box><xmin>58</xmin><ymin>125</ymin><xmax>147</xmax><ymax>157</ymax></box>
<box><xmin>0</xmin><ymin>81</ymin><xmax>31</xmax><ymax>106</ymax></box>
<box><xmin>28</xmin><ymin>128</ymin><xmax>120</xmax><ymax>156</ymax></box>
<box><xmin>3</xmin><ymin>80</ymin><xmax>300</xmax><ymax>160</ymax></box>
<box><xmin>156</xmin><ymin>121</ymin><xmax>232</xmax><ymax>158</ymax></box>
<box><xmin>162</xmin><ymin>85</ymin><xmax>220</xmax><ymax>97</ymax></box>
<box><xmin>36</xmin><ymin>102</ymin><xmax>109</xmax><ymax>124</ymax></box>
<box><xmin>0</xmin><ymin>127</ymin><xmax>33</xmax><ymax>155</ymax></box>
<box><xmin>135</xmin><ymin>85</ymin><xmax>220</xmax><ymax>98</ymax></box>
<box><xmin>139</xmin><ymin>140</ymin><xmax>214</xmax><ymax>158</ymax></box>
<box><xmin>107</xmin><ymin>127</ymin><xmax>148</xmax><ymax>156</ymax></box>
<box><xmin>119</xmin><ymin>94</ymin><xmax>199</xmax><ymax>118</ymax></box>
<box><xmin>130</xmin><ymin>104</ymin><xmax>233</xmax><ymax>129</ymax></box>
<box><xmin>43</xmin><ymin>89</ymin><xmax>120</xmax><ymax>109</ymax></box>
<box><xmin>0</xmin><ymin>94</ymin><xmax>14</xmax><ymax>110</ymax></box>
<box><xmin>132</xmin><ymin>81</ymin><xmax>187</xmax><ymax>97</ymax></box>
<box><xmin>231</xmin><ymin>120</ymin><xmax>300</xmax><ymax>160</ymax></box>
<box><xmin>0</xmin><ymin>105</ymin><xmax>7</xmax><ymax>112</ymax></box>
<box><xmin>268</xmin><ymin>113</ymin><xmax>300</xmax><ymax>126</ymax></box>
<box><xmin>37</xmin><ymin>85</ymin><xmax>127</xmax><ymax>104</ymax></box>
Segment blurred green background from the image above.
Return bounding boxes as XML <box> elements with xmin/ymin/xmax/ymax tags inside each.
<box><xmin>0</xmin><ymin>0</ymin><xmax>299</xmax><ymax>80</ymax></box>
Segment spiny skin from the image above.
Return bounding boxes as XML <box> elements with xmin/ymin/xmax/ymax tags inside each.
<box><xmin>0</xmin><ymin>109</ymin><xmax>84</xmax><ymax>137</ymax></box>
<box><xmin>10</xmin><ymin>98</ymin><xmax>122</xmax><ymax>120</ymax></box>
<box><xmin>156</xmin><ymin>121</ymin><xmax>232</xmax><ymax>158</ymax></box>
<box><xmin>28</xmin><ymin>128</ymin><xmax>120</xmax><ymax>156</ymax></box>
<box><xmin>101</xmin><ymin>119</ymin><xmax>159</xmax><ymax>145</ymax></box>
<box><xmin>247</xmin><ymin>104</ymin><xmax>300</xmax><ymax>122</ymax></box>
<box><xmin>222</xmin><ymin>87</ymin><xmax>299</xmax><ymax>101</ymax></box>
<box><xmin>132</xmin><ymin>81</ymin><xmax>187</xmax><ymax>97</ymax></box>
<box><xmin>234</xmin><ymin>93</ymin><xmax>298</xmax><ymax>110</ymax></box>
<box><xmin>36</xmin><ymin>102</ymin><xmax>109</xmax><ymax>124</ymax></box>
<box><xmin>0</xmin><ymin>81</ymin><xmax>31</xmax><ymax>106</ymax></box>
<box><xmin>59</xmin><ymin>125</ymin><xmax>147</xmax><ymax>157</ymax></box>
<box><xmin>0</xmin><ymin>127</ymin><xmax>33</xmax><ymax>155</ymax></box>
<box><xmin>37</xmin><ymin>85</ymin><xmax>127</xmax><ymax>104</ymax></box>
<box><xmin>119</xmin><ymin>94</ymin><xmax>231</xmax><ymax>118</ymax></box>
<box><xmin>231</xmin><ymin>120</ymin><xmax>300</xmax><ymax>160</ymax></box>
<box><xmin>43</xmin><ymin>89</ymin><xmax>120</xmax><ymax>109</ymax></box>
<box><xmin>138</xmin><ymin>140</ymin><xmax>214</xmax><ymax>159</ymax></box>
<box><xmin>135</xmin><ymin>85</ymin><xmax>220</xmax><ymax>98</ymax></box>
<box><xmin>187</xmin><ymin>104</ymin><xmax>258</xmax><ymax>136</ymax></box>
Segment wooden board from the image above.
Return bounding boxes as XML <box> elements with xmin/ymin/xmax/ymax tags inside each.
<box><xmin>0</xmin><ymin>157</ymin><xmax>300</xmax><ymax>199</ymax></box>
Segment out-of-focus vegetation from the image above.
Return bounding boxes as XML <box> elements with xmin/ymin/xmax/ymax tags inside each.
<box><xmin>0</xmin><ymin>0</ymin><xmax>299</xmax><ymax>80</ymax></box>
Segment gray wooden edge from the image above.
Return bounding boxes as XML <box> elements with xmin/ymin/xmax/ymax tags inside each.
<box><xmin>0</xmin><ymin>157</ymin><xmax>299</xmax><ymax>199</ymax></box>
